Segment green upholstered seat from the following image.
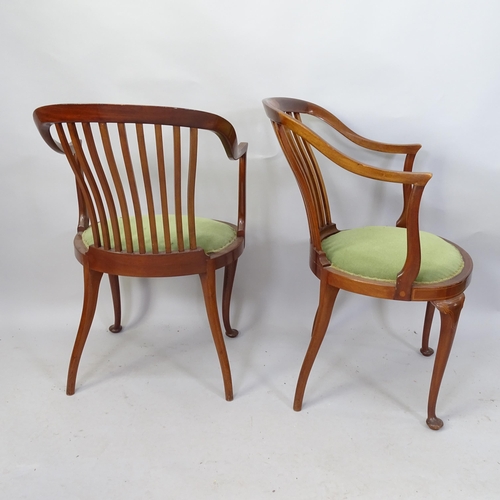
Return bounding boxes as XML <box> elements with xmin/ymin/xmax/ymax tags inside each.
<box><xmin>82</xmin><ymin>215</ymin><xmax>236</xmax><ymax>254</ymax></box>
<box><xmin>321</xmin><ymin>226</ymin><xmax>464</xmax><ymax>284</ymax></box>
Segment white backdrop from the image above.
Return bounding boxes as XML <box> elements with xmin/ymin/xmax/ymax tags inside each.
<box><xmin>1</xmin><ymin>0</ymin><xmax>499</xmax><ymax>331</ymax></box>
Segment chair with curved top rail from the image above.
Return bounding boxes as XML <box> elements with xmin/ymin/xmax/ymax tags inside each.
<box><xmin>34</xmin><ymin>104</ymin><xmax>247</xmax><ymax>400</ymax></box>
<box><xmin>263</xmin><ymin>97</ymin><xmax>472</xmax><ymax>429</ymax></box>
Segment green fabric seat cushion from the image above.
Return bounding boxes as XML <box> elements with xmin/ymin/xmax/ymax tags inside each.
<box><xmin>82</xmin><ymin>214</ymin><xmax>236</xmax><ymax>254</ymax></box>
<box><xmin>321</xmin><ymin>226</ymin><xmax>464</xmax><ymax>284</ymax></box>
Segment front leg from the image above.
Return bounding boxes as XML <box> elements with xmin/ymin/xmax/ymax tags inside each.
<box><xmin>426</xmin><ymin>294</ymin><xmax>465</xmax><ymax>430</ymax></box>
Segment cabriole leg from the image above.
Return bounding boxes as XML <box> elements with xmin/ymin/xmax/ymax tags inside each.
<box><xmin>67</xmin><ymin>267</ymin><xmax>103</xmax><ymax>395</ymax></box>
<box><xmin>426</xmin><ymin>294</ymin><xmax>465</xmax><ymax>430</ymax></box>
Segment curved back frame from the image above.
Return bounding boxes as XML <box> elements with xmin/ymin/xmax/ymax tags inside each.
<box><xmin>263</xmin><ymin>97</ymin><xmax>433</xmax><ymax>299</ymax></box>
<box><xmin>34</xmin><ymin>104</ymin><xmax>247</xmax><ymax>256</ymax></box>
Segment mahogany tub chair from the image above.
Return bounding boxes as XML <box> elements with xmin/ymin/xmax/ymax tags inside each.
<box><xmin>33</xmin><ymin>104</ymin><xmax>247</xmax><ymax>400</ymax></box>
<box><xmin>263</xmin><ymin>97</ymin><xmax>472</xmax><ymax>429</ymax></box>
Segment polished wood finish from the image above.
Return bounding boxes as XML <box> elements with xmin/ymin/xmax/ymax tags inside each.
<box><xmin>34</xmin><ymin>104</ymin><xmax>247</xmax><ymax>399</ymax></box>
<box><xmin>263</xmin><ymin>97</ymin><xmax>473</xmax><ymax>429</ymax></box>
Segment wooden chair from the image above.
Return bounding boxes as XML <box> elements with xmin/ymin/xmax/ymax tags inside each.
<box><xmin>33</xmin><ymin>104</ymin><xmax>247</xmax><ymax>400</ymax></box>
<box><xmin>263</xmin><ymin>97</ymin><xmax>472</xmax><ymax>429</ymax></box>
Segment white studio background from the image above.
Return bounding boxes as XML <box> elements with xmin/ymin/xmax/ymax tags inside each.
<box><xmin>1</xmin><ymin>1</ymin><xmax>499</xmax><ymax>365</ymax></box>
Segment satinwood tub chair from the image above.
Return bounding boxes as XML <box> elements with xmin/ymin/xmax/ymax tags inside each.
<box><xmin>263</xmin><ymin>97</ymin><xmax>472</xmax><ymax>429</ymax></box>
<box><xmin>33</xmin><ymin>104</ymin><xmax>247</xmax><ymax>401</ymax></box>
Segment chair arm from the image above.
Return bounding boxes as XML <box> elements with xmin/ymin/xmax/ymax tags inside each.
<box><xmin>264</xmin><ymin>98</ymin><xmax>421</xmax><ymax>155</ymax></box>
<box><xmin>309</xmin><ymin>116</ymin><xmax>430</xmax><ymax>298</ymax></box>
<box><xmin>311</xmin><ymin>103</ymin><xmax>421</xmax><ymax>155</ymax></box>
<box><xmin>290</xmin><ymin>114</ymin><xmax>432</xmax><ymax>186</ymax></box>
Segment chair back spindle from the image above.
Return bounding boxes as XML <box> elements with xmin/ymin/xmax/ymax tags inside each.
<box><xmin>40</xmin><ymin>106</ymin><xmax>233</xmax><ymax>257</ymax></box>
<box><xmin>272</xmin><ymin>118</ymin><xmax>332</xmax><ymax>249</ymax></box>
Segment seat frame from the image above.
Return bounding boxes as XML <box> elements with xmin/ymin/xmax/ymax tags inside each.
<box><xmin>34</xmin><ymin>104</ymin><xmax>247</xmax><ymax>401</ymax></box>
<box><xmin>263</xmin><ymin>97</ymin><xmax>472</xmax><ymax>430</ymax></box>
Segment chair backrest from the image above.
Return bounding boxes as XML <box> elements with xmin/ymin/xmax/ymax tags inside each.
<box><xmin>34</xmin><ymin>104</ymin><xmax>246</xmax><ymax>255</ymax></box>
<box><xmin>263</xmin><ymin>97</ymin><xmax>433</xmax><ymax>298</ymax></box>
<box><xmin>263</xmin><ymin>98</ymin><xmax>334</xmax><ymax>249</ymax></box>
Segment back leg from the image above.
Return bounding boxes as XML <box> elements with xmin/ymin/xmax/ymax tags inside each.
<box><xmin>421</xmin><ymin>301</ymin><xmax>435</xmax><ymax>356</ymax></box>
<box><xmin>108</xmin><ymin>274</ymin><xmax>122</xmax><ymax>333</ymax></box>
<box><xmin>200</xmin><ymin>264</ymin><xmax>234</xmax><ymax>401</ymax></box>
<box><xmin>67</xmin><ymin>267</ymin><xmax>103</xmax><ymax>395</ymax></box>
<box><xmin>222</xmin><ymin>260</ymin><xmax>239</xmax><ymax>338</ymax></box>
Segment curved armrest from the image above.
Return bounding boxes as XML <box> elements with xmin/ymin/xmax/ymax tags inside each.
<box><xmin>264</xmin><ymin>97</ymin><xmax>421</xmax><ymax>155</ymax></box>
<box><xmin>281</xmin><ymin>112</ymin><xmax>432</xmax><ymax>186</ymax></box>
<box><xmin>302</xmin><ymin>112</ymin><xmax>430</xmax><ymax>298</ymax></box>
<box><xmin>308</xmin><ymin>102</ymin><xmax>421</xmax><ymax>155</ymax></box>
